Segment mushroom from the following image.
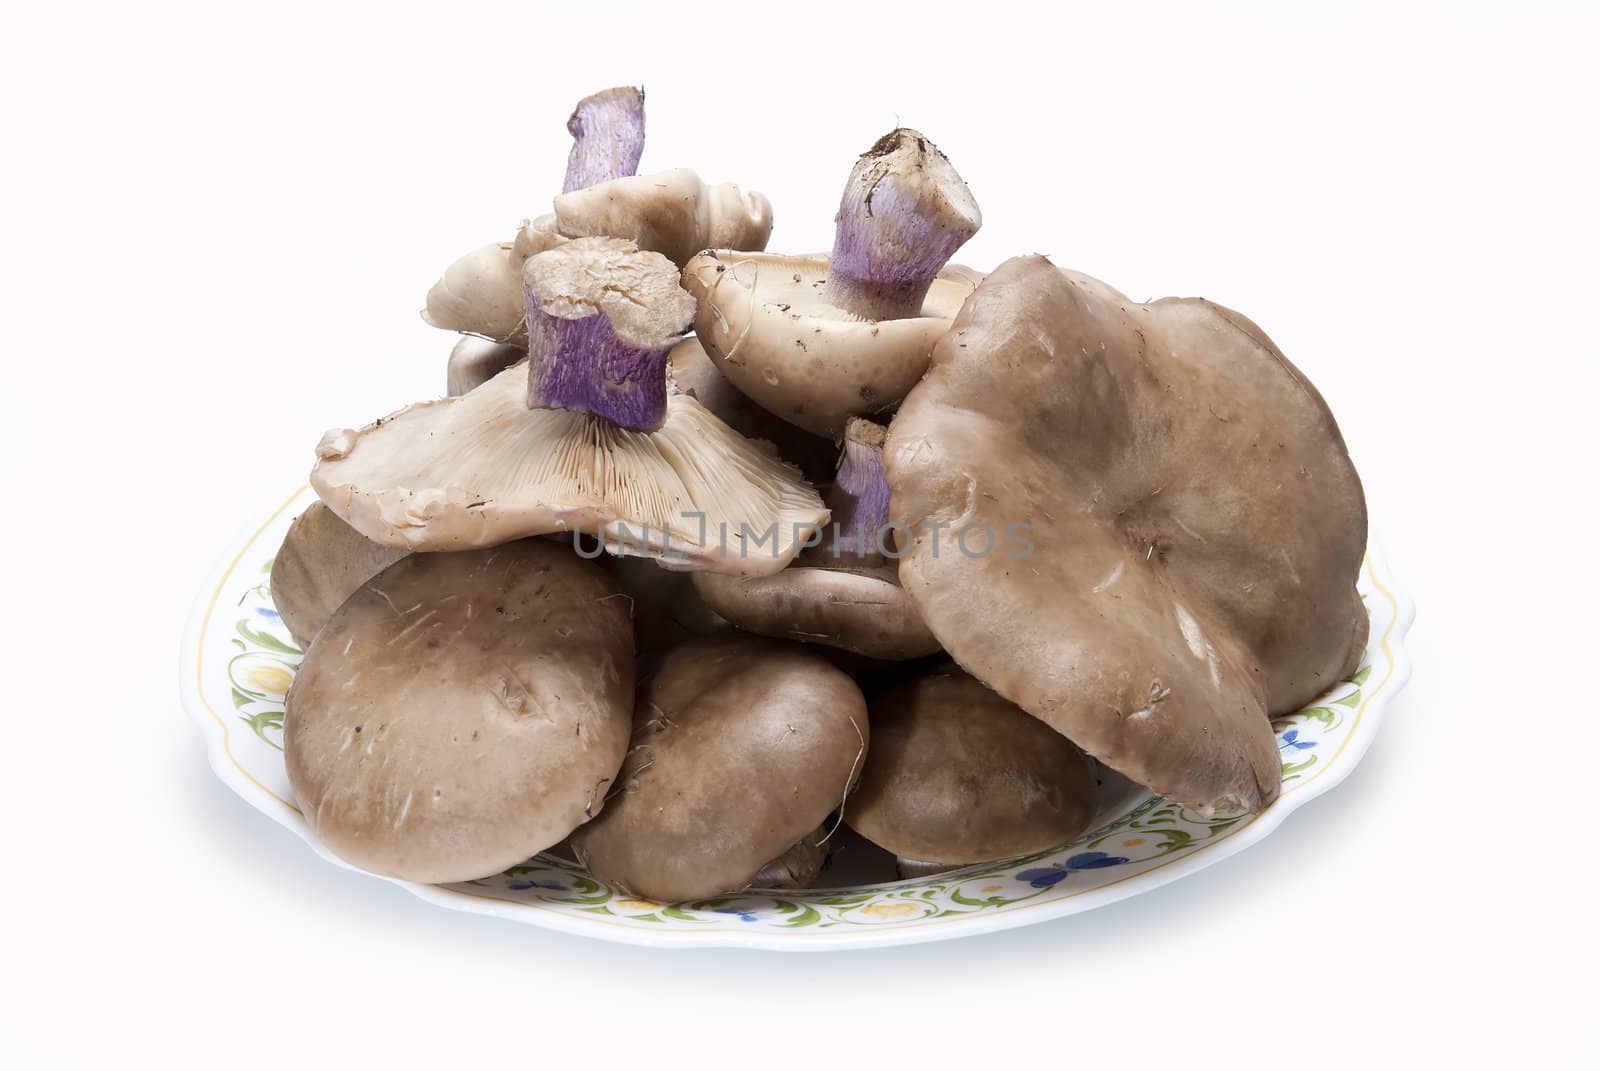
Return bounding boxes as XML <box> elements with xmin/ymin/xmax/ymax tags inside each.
<box><xmin>552</xmin><ymin>168</ymin><xmax>773</xmax><ymax>269</ymax></box>
<box><xmin>284</xmin><ymin>539</ymin><xmax>635</xmax><ymax>883</ymax></box>
<box><xmin>268</xmin><ymin>501</ymin><xmax>407</xmax><ymax>648</ymax></box>
<box><xmin>843</xmin><ymin>665</ymin><xmax>1098</xmax><ymax>874</ymax></box>
<box><xmin>693</xmin><ymin>418</ymin><xmax>939</xmax><ymax>659</ymax></box>
<box><xmin>667</xmin><ymin>335</ymin><xmax>836</xmax><ymax>481</ymax></box>
<box><xmin>683</xmin><ymin>128</ymin><xmax>982</xmax><ymax>437</ymax></box>
<box><xmin>422</xmin><ymin>241</ymin><xmax>531</xmax><ymax>344</ymax></box>
<box><xmin>423</xmin><ymin>86</ymin><xmax>772</xmax><ymax>343</ymax></box>
<box><xmin>885</xmin><ymin>255</ymin><xmax>1368</xmax><ymax>816</ymax></box>
<box><xmin>314</xmin><ymin>238</ymin><xmax>828</xmax><ymax>574</ymax></box>
<box><xmin>446</xmin><ymin>335</ymin><xmax>524</xmax><ymax>396</ymax></box>
<box><xmin>569</xmin><ymin>635</ymin><xmax>869</xmax><ymax>901</ymax></box>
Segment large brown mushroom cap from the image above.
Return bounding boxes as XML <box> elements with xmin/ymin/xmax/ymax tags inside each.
<box><xmin>570</xmin><ymin>635</ymin><xmax>868</xmax><ymax>901</ymax></box>
<box><xmin>886</xmin><ymin>255</ymin><xmax>1367</xmax><ymax>816</ymax></box>
<box><xmin>268</xmin><ymin>501</ymin><xmax>407</xmax><ymax>649</ymax></box>
<box><xmin>284</xmin><ymin>540</ymin><xmax>635</xmax><ymax>883</ymax></box>
<box><xmin>692</xmin><ymin>554</ymin><xmax>939</xmax><ymax>660</ymax></box>
<box><xmin>682</xmin><ymin>252</ymin><xmax>977</xmax><ymax>437</ymax></box>
<box><xmin>844</xmin><ymin>666</ymin><xmax>1098</xmax><ymax>864</ymax></box>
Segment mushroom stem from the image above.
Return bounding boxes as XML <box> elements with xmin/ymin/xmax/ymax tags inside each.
<box><xmin>562</xmin><ymin>86</ymin><xmax>646</xmax><ymax>194</ymax></box>
<box><xmin>821</xmin><ymin>129</ymin><xmax>981</xmax><ymax>322</ymax></box>
<box><xmin>826</xmin><ymin>418</ymin><xmax>892</xmax><ymax>559</ymax></box>
<box><xmin>523</xmin><ymin>237</ymin><xmax>696</xmax><ymax>433</ymax></box>
<box><xmin>525</xmin><ymin>308</ymin><xmax>672</xmax><ymax>432</ymax></box>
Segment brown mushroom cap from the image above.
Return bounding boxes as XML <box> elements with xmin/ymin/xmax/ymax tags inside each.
<box><xmin>284</xmin><ymin>540</ymin><xmax>635</xmax><ymax>883</ymax></box>
<box><xmin>268</xmin><ymin>501</ymin><xmax>407</xmax><ymax>649</ymax></box>
<box><xmin>682</xmin><ymin>252</ymin><xmax>978</xmax><ymax>437</ymax></box>
<box><xmin>692</xmin><ymin>555</ymin><xmax>938</xmax><ymax>660</ymax></box>
<box><xmin>886</xmin><ymin>255</ymin><xmax>1368</xmax><ymax>816</ymax></box>
<box><xmin>569</xmin><ymin>635</ymin><xmax>868</xmax><ymax>901</ymax></box>
<box><xmin>843</xmin><ymin>666</ymin><xmax>1097</xmax><ymax>865</ymax></box>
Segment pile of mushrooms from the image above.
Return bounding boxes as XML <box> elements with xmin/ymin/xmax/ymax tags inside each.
<box><xmin>273</xmin><ymin>87</ymin><xmax>1367</xmax><ymax>899</ymax></box>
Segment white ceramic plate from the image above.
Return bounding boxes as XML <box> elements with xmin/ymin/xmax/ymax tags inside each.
<box><xmin>182</xmin><ymin>484</ymin><xmax>1414</xmax><ymax>951</ymax></box>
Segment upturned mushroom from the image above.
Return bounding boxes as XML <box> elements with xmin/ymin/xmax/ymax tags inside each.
<box><xmin>314</xmin><ymin>238</ymin><xmax>828</xmax><ymax>574</ymax></box>
<box><xmin>284</xmin><ymin>540</ymin><xmax>635</xmax><ymax>883</ymax></box>
<box><xmin>693</xmin><ymin>417</ymin><xmax>939</xmax><ymax>659</ymax></box>
<box><xmin>683</xmin><ymin>129</ymin><xmax>982</xmax><ymax>437</ymax></box>
<box><xmin>268</xmin><ymin>501</ymin><xmax>407</xmax><ymax>648</ymax></box>
<box><xmin>843</xmin><ymin>665</ymin><xmax>1098</xmax><ymax>875</ymax></box>
<box><xmin>886</xmin><ymin>255</ymin><xmax>1368</xmax><ymax>816</ymax></box>
<box><xmin>424</xmin><ymin>87</ymin><xmax>772</xmax><ymax>344</ymax></box>
<box><xmin>569</xmin><ymin>635</ymin><xmax>869</xmax><ymax>901</ymax></box>
<box><xmin>551</xmin><ymin>168</ymin><xmax>772</xmax><ymax>269</ymax></box>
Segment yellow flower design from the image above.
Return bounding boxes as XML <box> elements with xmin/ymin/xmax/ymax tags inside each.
<box><xmin>859</xmin><ymin>901</ymin><xmax>922</xmax><ymax>920</ymax></box>
<box><xmin>982</xmin><ymin>884</ymin><xmax>1003</xmax><ymax>893</ymax></box>
<box><xmin>614</xmin><ymin>898</ymin><xmax>663</xmax><ymax>912</ymax></box>
<box><xmin>243</xmin><ymin>663</ymin><xmax>294</xmax><ymax>697</ymax></box>
<box><xmin>1122</xmin><ymin>838</ymin><xmax>1147</xmax><ymax>848</ymax></box>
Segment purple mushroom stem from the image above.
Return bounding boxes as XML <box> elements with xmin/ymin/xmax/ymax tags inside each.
<box><xmin>524</xmin><ymin>292</ymin><xmax>671</xmax><ymax>433</ymax></box>
<box><xmin>826</xmin><ymin>419</ymin><xmax>892</xmax><ymax>559</ymax></box>
<box><xmin>562</xmin><ymin>86</ymin><xmax>646</xmax><ymax>194</ymax></box>
<box><xmin>523</xmin><ymin>238</ymin><xmax>693</xmax><ymax>434</ymax></box>
<box><xmin>822</xmin><ymin>128</ymin><xmax>982</xmax><ymax>322</ymax></box>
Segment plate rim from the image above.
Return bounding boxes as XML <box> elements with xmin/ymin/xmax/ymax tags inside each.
<box><xmin>180</xmin><ymin>484</ymin><xmax>1416</xmax><ymax>952</ymax></box>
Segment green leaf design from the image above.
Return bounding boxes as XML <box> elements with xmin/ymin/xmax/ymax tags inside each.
<box><xmin>236</xmin><ymin>620</ymin><xmax>301</xmax><ymax>657</ymax></box>
<box><xmin>240</xmin><ymin>710</ymin><xmax>284</xmax><ymax>750</ymax></box>
<box><xmin>1281</xmin><ymin>754</ymin><xmax>1317</xmax><ymax>778</ymax></box>
<box><xmin>777</xmin><ymin>905</ymin><xmax>822</xmax><ymax>928</ymax></box>
<box><xmin>1295</xmin><ymin>706</ymin><xmax>1342</xmax><ymax>730</ymax></box>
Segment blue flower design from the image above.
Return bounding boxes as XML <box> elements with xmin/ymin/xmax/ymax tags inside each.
<box><xmin>256</xmin><ymin>607</ymin><xmax>280</xmax><ymax>619</ymax></box>
<box><xmin>1016</xmin><ymin>851</ymin><xmax>1130</xmax><ymax>889</ymax></box>
<box><xmin>506</xmin><ymin>878</ymin><xmax>567</xmax><ymax>892</ymax></box>
<box><xmin>713</xmin><ymin>907</ymin><xmax>760</xmax><ymax>923</ymax></box>
<box><xmin>1278</xmin><ymin>728</ymin><xmax>1316</xmax><ymax>751</ymax></box>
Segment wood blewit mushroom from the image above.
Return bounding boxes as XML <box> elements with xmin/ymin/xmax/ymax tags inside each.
<box><xmin>681</xmin><ymin>129</ymin><xmax>982</xmax><ymax>437</ymax></box>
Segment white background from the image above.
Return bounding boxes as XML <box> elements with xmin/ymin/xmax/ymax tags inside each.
<box><xmin>2</xmin><ymin>2</ymin><xmax>1595</xmax><ymax>1066</ymax></box>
